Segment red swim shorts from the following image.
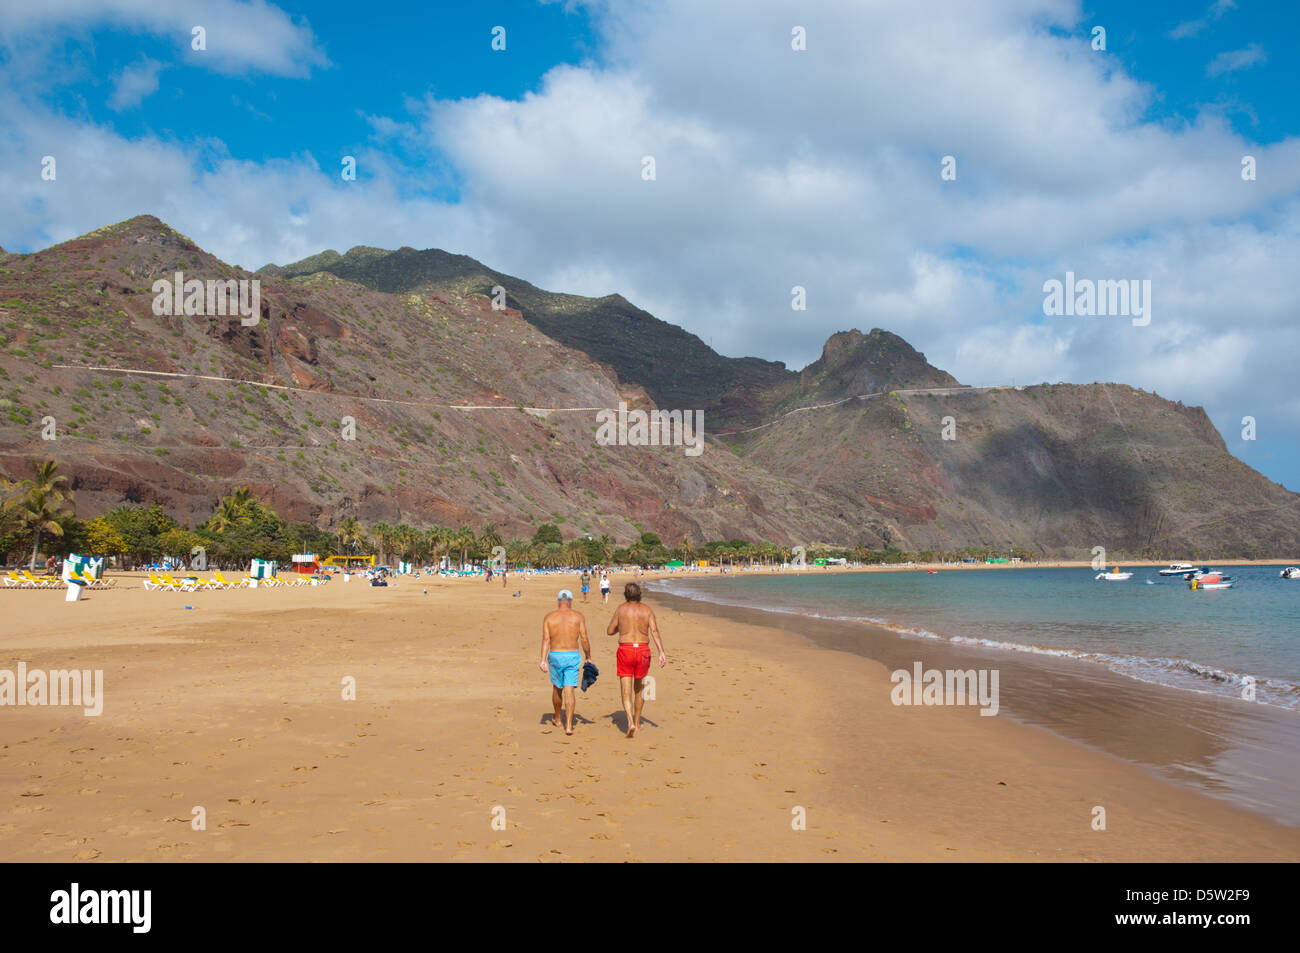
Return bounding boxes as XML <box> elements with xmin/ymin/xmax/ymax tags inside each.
<box><xmin>616</xmin><ymin>642</ymin><xmax>652</xmax><ymax>679</ymax></box>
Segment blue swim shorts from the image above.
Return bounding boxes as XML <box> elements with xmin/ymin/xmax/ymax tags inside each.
<box><xmin>548</xmin><ymin>650</ymin><xmax>582</xmax><ymax>688</ymax></box>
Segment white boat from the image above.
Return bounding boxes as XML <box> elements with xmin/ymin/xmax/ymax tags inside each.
<box><xmin>1280</xmin><ymin>567</ymin><xmax>1300</xmax><ymax>580</ymax></box>
<box><xmin>1159</xmin><ymin>563</ymin><xmax>1196</xmax><ymax>577</ymax></box>
<box><xmin>1190</xmin><ymin>580</ymin><xmax>1234</xmax><ymax>590</ymax></box>
<box><xmin>1095</xmin><ymin>569</ymin><xmax>1133</xmax><ymax>581</ymax></box>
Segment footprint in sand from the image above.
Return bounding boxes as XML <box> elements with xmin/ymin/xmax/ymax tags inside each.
<box><xmin>74</xmin><ymin>849</ymin><xmax>101</xmax><ymax>860</ymax></box>
<box><xmin>227</xmin><ymin>797</ymin><xmax>260</xmax><ymax>806</ymax></box>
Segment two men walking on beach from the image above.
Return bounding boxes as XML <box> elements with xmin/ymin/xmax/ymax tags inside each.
<box><xmin>540</xmin><ymin>581</ymin><xmax>666</xmax><ymax>738</ymax></box>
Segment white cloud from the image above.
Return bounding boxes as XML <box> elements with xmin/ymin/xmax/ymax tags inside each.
<box><xmin>107</xmin><ymin>56</ymin><xmax>163</xmax><ymax>110</ymax></box>
<box><xmin>0</xmin><ymin>0</ymin><xmax>327</xmax><ymax>77</ymax></box>
<box><xmin>1207</xmin><ymin>43</ymin><xmax>1267</xmax><ymax>78</ymax></box>
<box><xmin>1170</xmin><ymin>0</ymin><xmax>1236</xmax><ymax>39</ymax></box>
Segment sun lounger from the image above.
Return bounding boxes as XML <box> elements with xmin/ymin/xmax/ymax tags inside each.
<box><xmin>163</xmin><ymin>573</ymin><xmax>199</xmax><ymax>592</ymax></box>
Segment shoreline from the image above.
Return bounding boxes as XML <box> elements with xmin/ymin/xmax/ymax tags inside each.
<box><xmin>2</xmin><ymin>571</ymin><xmax>1298</xmax><ymax>860</ymax></box>
<box><xmin>642</xmin><ymin>578</ymin><xmax>1300</xmax><ymax>857</ymax></box>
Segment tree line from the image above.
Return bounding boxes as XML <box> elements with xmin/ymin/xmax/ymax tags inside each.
<box><xmin>3</xmin><ymin>459</ymin><xmax>1046</xmax><ymax>571</ymax></box>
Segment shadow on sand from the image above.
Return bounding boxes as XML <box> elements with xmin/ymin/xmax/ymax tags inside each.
<box><xmin>537</xmin><ymin>712</ymin><xmax>597</xmax><ymax>727</ymax></box>
<box><xmin>605</xmin><ymin>710</ymin><xmax>659</xmax><ymax>733</ymax></box>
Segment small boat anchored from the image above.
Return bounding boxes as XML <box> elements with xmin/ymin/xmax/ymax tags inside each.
<box><xmin>1159</xmin><ymin>563</ymin><xmax>1196</xmax><ymax>577</ymax></box>
<box><xmin>1189</xmin><ymin>570</ymin><xmax>1233</xmax><ymax>590</ymax></box>
<box><xmin>1280</xmin><ymin>567</ymin><xmax>1300</xmax><ymax>580</ymax></box>
<box><xmin>1095</xmin><ymin>567</ymin><xmax>1133</xmax><ymax>581</ymax></box>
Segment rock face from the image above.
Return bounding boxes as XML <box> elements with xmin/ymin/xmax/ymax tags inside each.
<box><xmin>1</xmin><ymin>214</ymin><xmax>1298</xmax><ymax>557</ymax></box>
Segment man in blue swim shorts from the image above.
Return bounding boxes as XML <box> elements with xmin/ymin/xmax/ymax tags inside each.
<box><xmin>538</xmin><ymin>589</ymin><xmax>592</xmax><ymax>735</ymax></box>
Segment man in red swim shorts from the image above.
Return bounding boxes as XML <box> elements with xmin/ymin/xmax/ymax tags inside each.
<box><xmin>605</xmin><ymin>581</ymin><xmax>666</xmax><ymax>738</ymax></box>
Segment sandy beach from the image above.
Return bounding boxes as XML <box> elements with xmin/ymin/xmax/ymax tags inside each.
<box><xmin>2</xmin><ymin>568</ymin><xmax>1298</xmax><ymax>862</ymax></box>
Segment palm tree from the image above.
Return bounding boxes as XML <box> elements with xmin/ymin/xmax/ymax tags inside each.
<box><xmin>479</xmin><ymin>523</ymin><xmax>503</xmax><ymax>551</ymax></box>
<box><xmin>680</xmin><ymin>535</ymin><xmax>695</xmax><ymax>566</ymax></box>
<box><xmin>337</xmin><ymin>516</ymin><xmax>362</xmax><ymax>556</ymax></box>
<box><xmin>505</xmin><ymin>537</ymin><xmax>532</xmax><ymax>570</ymax></box>
<box><xmin>394</xmin><ymin>523</ymin><xmax>417</xmax><ymax>563</ymax></box>
<box><xmin>6</xmin><ymin>461</ymin><xmax>75</xmax><ymax>570</ymax></box>
<box><xmin>7</xmin><ymin>488</ymin><xmax>74</xmax><ymax>569</ymax></box>
<box><xmin>29</xmin><ymin>460</ymin><xmax>70</xmax><ymax>501</ymax></box>
<box><xmin>371</xmin><ymin>521</ymin><xmax>394</xmax><ymax>565</ymax></box>
<box><xmin>452</xmin><ymin>524</ymin><xmax>476</xmax><ymax>569</ymax></box>
<box><xmin>424</xmin><ymin>525</ymin><xmax>446</xmax><ymax>568</ymax></box>
<box><xmin>563</xmin><ymin>538</ymin><xmax>586</xmax><ymax>569</ymax></box>
<box><xmin>206</xmin><ymin>497</ymin><xmax>243</xmax><ymax>534</ymax></box>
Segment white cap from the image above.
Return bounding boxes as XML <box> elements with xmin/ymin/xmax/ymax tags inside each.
<box><xmin>557</xmin><ymin>589</ymin><xmax>574</xmax><ymax>601</ymax></box>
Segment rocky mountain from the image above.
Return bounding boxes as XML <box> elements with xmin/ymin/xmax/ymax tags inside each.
<box><xmin>1</xmin><ymin>215</ymin><xmax>1297</xmax><ymax>558</ymax></box>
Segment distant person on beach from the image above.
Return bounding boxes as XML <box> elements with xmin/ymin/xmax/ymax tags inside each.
<box><xmin>580</xmin><ymin>569</ymin><xmax>591</xmax><ymax>603</ymax></box>
<box><xmin>605</xmin><ymin>582</ymin><xmax>666</xmax><ymax>738</ymax></box>
<box><xmin>539</xmin><ymin>589</ymin><xmax>592</xmax><ymax>736</ymax></box>
<box><xmin>600</xmin><ymin>571</ymin><xmax>611</xmax><ymax>603</ymax></box>
<box><xmin>502</xmin><ymin>567</ymin><xmax>507</xmax><ymax>588</ymax></box>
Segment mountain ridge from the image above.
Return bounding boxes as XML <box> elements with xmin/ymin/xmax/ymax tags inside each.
<box><xmin>1</xmin><ymin>214</ymin><xmax>1297</xmax><ymax>558</ymax></box>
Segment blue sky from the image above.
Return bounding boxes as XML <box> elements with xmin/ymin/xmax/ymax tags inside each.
<box><xmin>14</xmin><ymin>1</ymin><xmax>601</xmax><ymax>206</ymax></box>
<box><xmin>2</xmin><ymin>0</ymin><xmax>1299</xmax><ymax>491</ymax></box>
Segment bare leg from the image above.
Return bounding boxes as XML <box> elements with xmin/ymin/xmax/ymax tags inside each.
<box><xmin>551</xmin><ymin>685</ymin><xmax>562</xmax><ymax>727</ymax></box>
<box><xmin>633</xmin><ymin>677</ymin><xmax>646</xmax><ymax>734</ymax></box>
<box><xmin>562</xmin><ymin>686</ymin><xmax>576</xmax><ymax>735</ymax></box>
<box><xmin>620</xmin><ymin>676</ymin><xmax>636</xmax><ymax>737</ymax></box>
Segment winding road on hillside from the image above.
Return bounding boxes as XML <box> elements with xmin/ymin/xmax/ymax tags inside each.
<box><xmin>51</xmin><ymin>363</ymin><xmax>1019</xmax><ymax>438</ymax></box>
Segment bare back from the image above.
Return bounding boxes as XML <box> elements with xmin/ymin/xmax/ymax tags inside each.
<box><xmin>544</xmin><ymin>607</ymin><xmax>587</xmax><ymax>651</ymax></box>
<box><xmin>609</xmin><ymin>601</ymin><xmax>656</xmax><ymax>643</ymax></box>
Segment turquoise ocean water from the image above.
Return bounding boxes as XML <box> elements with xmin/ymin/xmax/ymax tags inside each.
<box><xmin>655</xmin><ymin>565</ymin><xmax>1300</xmax><ymax>824</ymax></box>
<box><xmin>658</xmin><ymin>565</ymin><xmax>1300</xmax><ymax>710</ymax></box>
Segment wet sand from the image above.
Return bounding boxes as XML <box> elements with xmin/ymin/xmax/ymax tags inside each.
<box><xmin>2</xmin><ymin>570</ymin><xmax>1298</xmax><ymax>861</ymax></box>
<box><xmin>651</xmin><ymin>586</ymin><xmax>1300</xmax><ymax>827</ymax></box>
